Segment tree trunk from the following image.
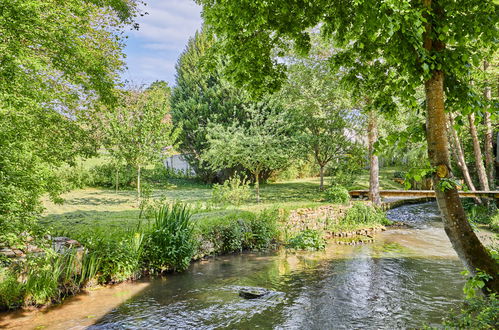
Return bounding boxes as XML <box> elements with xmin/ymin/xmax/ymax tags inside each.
<box><xmin>447</xmin><ymin>114</ymin><xmax>477</xmax><ymax>191</ymax></box>
<box><xmin>254</xmin><ymin>170</ymin><xmax>260</xmax><ymax>203</ymax></box>
<box><xmin>137</xmin><ymin>165</ymin><xmax>141</xmax><ymax>199</ymax></box>
<box><xmin>319</xmin><ymin>165</ymin><xmax>325</xmax><ymax>190</ymax></box>
<box><xmin>115</xmin><ymin>166</ymin><xmax>120</xmax><ymax>193</ymax></box>
<box><xmin>483</xmin><ymin>60</ymin><xmax>495</xmax><ymax>190</ymax></box>
<box><xmin>367</xmin><ymin>109</ymin><xmax>381</xmax><ymax>206</ymax></box>
<box><xmin>425</xmin><ymin>69</ymin><xmax>498</xmax><ymax>293</ymax></box>
<box><xmin>468</xmin><ymin>113</ymin><xmax>490</xmax><ymax>191</ymax></box>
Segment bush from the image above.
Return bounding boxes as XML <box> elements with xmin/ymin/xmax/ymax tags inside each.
<box><xmin>141</xmin><ymin>203</ymin><xmax>196</xmax><ymax>273</ymax></box>
<box><xmin>440</xmin><ymin>294</ymin><xmax>498</xmax><ymax>329</ymax></box>
<box><xmin>330</xmin><ymin>203</ymin><xmax>391</xmax><ymax>231</ymax></box>
<box><xmin>199</xmin><ymin>209</ymin><xmax>281</xmax><ymax>254</ymax></box>
<box><xmin>287</xmin><ymin>229</ymin><xmax>326</xmax><ymax>250</ymax></box>
<box><xmin>324</xmin><ymin>186</ymin><xmax>350</xmax><ymax>204</ymax></box>
<box><xmin>73</xmin><ymin>228</ymin><xmax>144</xmax><ymax>283</ymax></box>
<box><xmin>212</xmin><ymin>174</ymin><xmax>252</xmax><ymax>205</ymax></box>
<box><xmin>0</xmin><ymin>268</ymin><xmax>24</xmax><ymax>311</ymax></box>
<box><xmin>90</xmin><ymin>163</ymin><xmax>136</xmax><ymax>188</ymax></box>
<box><xmin>247</xmin><ymin>208</ymin><xmax>280</xmax><ymax>250</ymax></box>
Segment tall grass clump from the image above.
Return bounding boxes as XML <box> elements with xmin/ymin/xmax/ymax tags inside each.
<box><xmin>141</xmin><ymin>203</ymin><xmax>196</xmax><ymax>273</ymax></box>
<box><xmin>0</xmin><ymin>248</ymin><xmax>103</xmax><ymax>310</ymax></box>
<box><xmin>332</xmin><ymin>203</ymin><xmax>391</xmax><ymax>231</ymax></box>
<box><xmin>71</xmin><ymin>227</ymin><xmax>145</xmax><ymax>284</ymax></box>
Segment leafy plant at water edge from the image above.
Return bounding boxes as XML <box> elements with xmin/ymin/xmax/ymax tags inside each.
<box><xmin>141</xmin><ymin>203</ymin><xmax>195</xmax><ymax>272</ymax></box>
<box><xmin>324</xmin><ymin>186</ymin><xmax>350</xmax><ymax>204</ymax></box>
<box><xmin>287</xmin><ymin>229</ymin><xmax>325</xmax><ymax>250</ymax></box>
<box><xmin>0</xmin><ymin>268</ymin><xmax>24</xmax><ymax>311</ymax></box>
<box><xmin>199</xmin><ymin>209</ymin><xmax>281</xmax><ymax>254</ymax></box>
<box><xmin>341</xmin><ymin>203</ymin><xmax>391</xmax><ymax>227</ymax></box>
<box><xmin>431</xmin><ymin>270</ymin><xmax>498</xmax><ymax>329</ymax></box>
<box><xmin>73</xmin><ymin>228</ymin><xmax>144</xmax><ymax>283</ymax></box>
<box><xmin>439</xmin><ymin>294</ymin><xmax>498</xmax><ymax>330</ymax></box>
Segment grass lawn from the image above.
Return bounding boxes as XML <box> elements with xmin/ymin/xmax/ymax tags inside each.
<box><xmin>41</xmin><ymin>167</ymin><xmax>404</xmax><ymax>234</ymax></box>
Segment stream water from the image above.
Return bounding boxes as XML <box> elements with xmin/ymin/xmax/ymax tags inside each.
<box><xmin>1</xmin><ymin>202</ymin><xmax>471</xmax><ymax>329</ymax></box>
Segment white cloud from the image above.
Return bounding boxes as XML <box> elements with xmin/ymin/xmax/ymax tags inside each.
<box><xmin>122</xmin><ymin>0</ymin><xmax>202</xmax><ymax>85</ymax></box>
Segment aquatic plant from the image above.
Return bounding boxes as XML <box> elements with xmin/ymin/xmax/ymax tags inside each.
<box><xmin>141</xmin><ymin>202</ymin><xmax>196</xmax><ymax>272</ymax></box>
<box><xmin>287</xmin><ymin>229</ymin><xmax>326</xmax><ymax>250</ymax></box>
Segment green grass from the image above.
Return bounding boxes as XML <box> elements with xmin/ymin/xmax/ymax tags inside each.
<box><xmin>41</xmin><ymin>167</ymin><xmax>404</xmax><ymax>234</ymax></box>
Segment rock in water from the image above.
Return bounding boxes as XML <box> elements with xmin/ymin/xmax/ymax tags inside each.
<box><xmin>238</xmin><ymin>287</ymin><xmax>270</xmax><ymax>299</ymax></box>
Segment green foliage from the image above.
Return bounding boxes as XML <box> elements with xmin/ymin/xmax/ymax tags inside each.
<box><xmin>0</xmin><ymin>248</ymin><xmax>105</xmax><ymax>309</ymax></box>
<box><xmin>199</xmin><ymin>209</ymin><xmax>281</xmax><ymax>254</ymax></box>
<box><xmin>324</xmin><ymin>186</ymin><xmax>350</xmax><ymax>204</ymax></box>
<box><xmin>171</xmin><ymin>30</ymin><xmax>250</xmax><ymax>181</ymax></box>
<box><xmin>99</xmin><ymin>82</ymin><xmax>180</xmax><ymax>197</ymax></box>
<box><xmin>440</xmin><ymin>294</ymin><xmax>498</xmax><ymax>330</ymax></box>
<box><xmin>203</xmin><ymin>97</ymin><xmax>299</xmax><ymax>201</ymax></box>
<box><xmin>0</xmin><ymin>268</ymin><xmax>24</xmax><ymax>311</ymax></box>
<box><xmin>328</xmin><ymin>143</ymin><xmax>366</xmax><ymax>188</ymax></box>
<box><xmin>212</xmin><ymin>174</ymin><xmax>252</xmax><ymax>205</ymax></box>
<box><xmin>461</xmin><ymin>270</ymin><xmax>493</xmax><ymax>299</ymax></box>
<box><xmin>282</xmin><ymin>58</ymin><xmax>358</xmax><ymax>188</ymax></box>
<box><xmin>287</xmin><ymin>229</ymin><xmax>326</xmax><ymax>250</ymax></box>
<box><xmin>434</xmin><ymin>270</ymin><xmax>498</xmax><ymax>329</ymax></box>
<box><xmin>437</xmin><ymin>177</ymin><xmax>461</xmax><ymax>192</ymax></box>
<box><xmin>340</xmin><ymin>203</ymin><xmax>391</xmax><ymax>228</ymax></box>
<box><xmin>90</xmin><ymin>163</ymin><xmax>136</xmax><ymax>188</ymax></box>
<box><xmin>73</xmin><ymin>229</ymin><xmax>144</xmax><ymax>283</ymax></box>
<box><xmin>141</xmin><ymin>203</ymin><xmax>196</xmax><ymax>273</ymax></box>
<box><xmin>463</xmin><ymin>200</ymin><xmax>499</xmax><ymax>232</ymax></box>
<box><xmin>0</xmin><ymin>0</ymin><xmax>136</xmax><ymax>228</ymax></box>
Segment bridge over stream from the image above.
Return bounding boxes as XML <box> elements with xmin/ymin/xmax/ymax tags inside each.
<box><xmin>349</xmin><ymin>190</ymin><xmax>499</xmax><ymax>200</ymax></box>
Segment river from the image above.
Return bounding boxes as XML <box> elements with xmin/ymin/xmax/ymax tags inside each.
<box><xmin>1</xmin><ymin>202</ymin><xmax>471</xmax><ymax>329</ymax></box>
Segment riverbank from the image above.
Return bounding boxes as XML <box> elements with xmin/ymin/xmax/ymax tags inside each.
<box><xmin>0</xmin><ymin>201</ymin><xmax>479</xmax><ymax>329</ymax></box>
<box><xmin>1</xmin><ymin>200</ymin><xmax>391</xmax><ymax>312</ymax></box>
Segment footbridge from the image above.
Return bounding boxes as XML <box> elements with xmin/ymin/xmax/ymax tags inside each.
<box><xmin>349</xmin><ymin>190</ymin><xmax>499</xmax><ymax>199</ymax></box>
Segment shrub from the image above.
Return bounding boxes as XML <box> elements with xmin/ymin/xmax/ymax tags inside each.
<box><xmin>324</xmin><ymin>186</ymin><xmax>350</xmax><ymax>204</ymax></box>
<box><xmin>440</xmin><ymin>294</ymin><xmax>498</xmax><ymax>329</ymax></box>
<box><xmin>198</xmin><ymin>209</ymin><xmax>281</xmax><ymax>254</ymax></box>
<box><xmin>287</xmin><ymin>229</ymin><xmax>325</xmax><ymax>250</ymax></box>
<box><xmin>247</xmin><ymin>208</ymin><xmax>280</xmax><ymax>250</ymax></box>
<box><xmin>211</xmin><ymin>173</ymin><xmax>252</xmax><ymax>205</ymax></box>
<box><xmin>0</xmin><ymin>268</ymin><xmax>24</xmax><ymax>311</ymax></box>
<box><xmin>434</xmin><ymin>271</ymin><xmax>498</xmax><ymax>329</ymax></box>
<box><xmin>342</xmin><ymin>203</ymin><xmax>391</xmax><ymax>227</ymax></box>
<box><xmin>141</xmin><ymin>203</ymin><xmax>196</xmax><ymax>273</ymax></box>
<box><xmin>90</xmin><ymin>163</ymin><xmax>136</xmax><ymax>188</ymax></box>
<box><xmin>73</xmin><ymin>228</ymin><xmax>144</xmax><ymax>283</ymax></box>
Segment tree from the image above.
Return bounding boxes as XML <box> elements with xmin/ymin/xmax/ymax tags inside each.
<box><xmin>171</xmin><ymin>30</ymin><xmax>250</xmax><ymax>182</ymax></box>
<box><xmin>197</xmin><ymin>0</ymin><xmax>499</xmax><ymax>292</ymax></box>
<box><xmin>203</xmin><ymin>98</ymin><xmax>297</xmax><ymax>202</ymax></box>
<box><xmin>102</xmin><ymin>82</ymin><xmax>180</xmax><ymax>198</ymax></box>
<box><xmin>283</xmin><ymin>60</ymin><xmax>355</xmax><ymax>190</ymax></box>
<box><xmin>447</xmin><ymin>114</ymin><xmax>477</xmax><ymax>192</ymax></box>
<box><xmin>0</xmin><ymin>0</ymin><xmax>136</xmax><ymax>244</ymax></box>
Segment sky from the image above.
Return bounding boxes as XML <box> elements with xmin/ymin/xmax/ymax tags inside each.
<box><xmin>121</xmin><ymin>0</ymin><xmax>203</xmax><ymax>87</ymax></box>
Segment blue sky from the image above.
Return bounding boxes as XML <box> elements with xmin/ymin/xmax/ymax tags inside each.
<box><xmin>121</xmin><ymin>0</ymin><xmax>203</xmax><ymax>87</ymax></box>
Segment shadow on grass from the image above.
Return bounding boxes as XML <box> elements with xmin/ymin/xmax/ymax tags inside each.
<box><xmin>40</xmin><ymin>209</ymin><xmax>143</xmax><ymax>233</ymax></box>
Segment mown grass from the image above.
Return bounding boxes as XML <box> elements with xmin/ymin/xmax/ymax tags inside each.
<box><xmin>41</xmin><ymin>167</ymin><xmax>404</xmax><ymax>233</ymax></box>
